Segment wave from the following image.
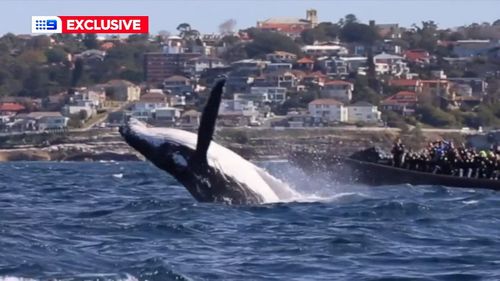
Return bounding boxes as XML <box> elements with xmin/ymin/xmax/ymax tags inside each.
<box><xmin>0</xmin><ymin>274</ymin><xmax>139</xmax><ymax>281</ymax></box>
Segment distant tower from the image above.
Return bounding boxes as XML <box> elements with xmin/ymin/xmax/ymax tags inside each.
<box><xmin>306</xmin><ymin>9</ymin><xmax>318</xmax><ymax>28</ymax></box>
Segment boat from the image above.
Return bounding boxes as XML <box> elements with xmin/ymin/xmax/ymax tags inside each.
<box><xmin>288</xmin><ymin>147</ymin><xmax>500</xmax><ymax>191</ymax></box>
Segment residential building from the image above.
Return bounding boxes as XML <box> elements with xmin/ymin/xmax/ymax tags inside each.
<box><xmin>249</xmin><ymin>86</ymin><xmax>287</xmax><ymax>103</ymax></box>
<box><xmin>453</xmin><ymin>40</ymin><xmax>500</xmax><ymax>57</ymax></box>
<box><xmin>43</xmin><ymin>93</ymin><xmax>68</xmax><ymax>111</ymax></box>
<box><xmin>374</xmin><ymin>39</ymin><xmax>403</xmax><ymax>54</ymax></box>
<box><xmin>301</xmin><ymin>44</ymin><xmax>349</xmax><ymax>57</ymax></box>
<box><xmin>23</xmin><ymin>112</ymin><xmax>69</xmax><ymax>131</ymax></box>
<box><xmin>105</xmin><ymin>80</ymin><xmax>141</xmax><ymax>101</ymax></box>
<box><xmin>447</xmin><ymin>78</ymin><xmax>488</xmax><ymax>97</ymax></box>
<box><xmin>163</xmin><ymin>75</ymin><xmax>193</xmax><ymax>95</ymax></box>
<box><xmin>180</xmin><ymin>109</ymin><xmax>201</xmax><ymax>128</ymax></box>
<box><xmin>73</xmin><ymin>87</ymin><xmax>106</xmax><ymax>109</ymax></box>
<box><xmin>62</xmin><ymin>104</ymin><xmax>95</xmax><ymax>119</ymax></box>
<box><xmin>144</xmin><ymin>52</ymin><xmax>201</xmax><ymax>85</ymax></box>
<box><xmin>265</xmin><ymin>63</ymin><xmax>292</xmax><ymax>73</ymax></box>
<box><xmin>320</xmin><ymin>57</ymin><xmax>367</xmax><ymax>76</ymax></box>
<box><xmin>254</xmin><ymin>70</ymin><xmax>298</xmax><ymax>88</ymax></box>
<box><xmin>265</xmin><ymin>51</ymin><xmax>298</xmax><ymax>63</ymax></box>
<box><xmin>308</xmin><ymin>99</ymin><xmax>348</xmax><ymax>123</ymax></box>
<box><xmin>421</xmin><ymin>80</ymin><xmax>450</xmax><ymax>97</ymax></box>
<box><xmin>375</xmin><ymin>23</ymin><xmax>401</xmax><ymax>39</ymax></box>
<box><xmin>320</xmin><ymin>80</ymin><xmax>354</xmax><ymax>103</ymax></box>
<box><xmin>135</xmin><ymin>89</ymin><xmax>168</xmax><ymax>105</ymax></box>
<box><xmin>219</xmin><ymin>99</ymin><xmax>260</xmax><ymax>126</ymax></box>
<box><xmin>404</xmin><ymin>49</ymin><xmax>431</xmax><ymax>64</ymax></box>
<box><xmin>347</xmin><ymin>101</ymin><xmax>382</xmax><ymax>123</ymax></box>
<box><xmin>0</xmin><ymin>102</ymin><xmax>25</xmax><ymax>116</ymax></box>
<box><xmin>380</xmin><ymin>91</ymin><xmax>418</xmax><ymax>115</ymax></box>
<box><xmin>231</xmin><ymin>59</ymin><xmax>269</xmax><ymax>71</ymax></box>
<box><xmin>373</xmin><ymin>53</ymin><xmax>409</xmax><ymax>76</ymax></box>
<box><xmin>295</xmin><ymin>57</ymin><xmax>315</xmax><ymax>71</ymax></box>
<box><xmin>256</xmin><ymin>9</ymin><xmax>318</xmax><ymax>37</ymax></box>
<box><xmin>302</xmin><ymin>71</ymin><xmax>327</xmax><ymax>86</ymax></box>
<box><xmin>388</xmin><ymin>79</ymin><xmax>423</xmax><ymax>92</ymax></box>
<box><xmin>152</xmin><ymin>107</ymin><xmax>181</xmax><ymax>126</ymax></box>
<box><xmin>187</xmin><ymin>56</ymin><xmax>225</xmax><ymax>77</ymax></box>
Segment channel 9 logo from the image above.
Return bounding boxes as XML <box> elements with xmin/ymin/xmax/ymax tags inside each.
<box><xmin>32</xmin><ymin>16</ymin><xmax>62</xmax><ymax>33</ymax></box>
<box><xmin>31</xmin><ymin>15</ymin><xmax>148</xmax><ymax>34</ymax></box>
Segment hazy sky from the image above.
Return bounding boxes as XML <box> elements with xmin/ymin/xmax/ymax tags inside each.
<box><xmin>2</xmin><ymin>0</ymin><xmax>499</xmax><ymax>35</ymax></box>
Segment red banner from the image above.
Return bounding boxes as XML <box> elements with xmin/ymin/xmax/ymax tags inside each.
<box><xmin>58</xmin><ymin>16</ymin><xmax>149</xmax><ymax>34</ymax></box>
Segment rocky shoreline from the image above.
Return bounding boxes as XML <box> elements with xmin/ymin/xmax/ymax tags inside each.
<box><xmin>0</xmin><ymin>127</ymin><xmax>469</xmax><ymax>162</ymax></box>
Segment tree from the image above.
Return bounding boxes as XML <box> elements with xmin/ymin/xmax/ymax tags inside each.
<box><xmin>127</xmin><ymin>34</ymin><xmax>149</xmax><ymax>43</ymax></box>
<box><xmin>29</xmin><ymin>35</ymin><xmax>51</xmax><ymax>50</ymax></box>
<box><xmin>344</xmin><ymin>14</ymin><xmax>358</xmax><ymax>25</ymax></box>
<box><xmin>157</xmin><ymin>30</ymin><xmax>171</xmax><ymax>43</ymax></box>
<box><xmin>300</xmin><ymin>22</ymin><xmax>340</xmax><ymax>44</ymax></box>
<box><xmin>221</xmin><ymin>43</ymin><xmax>247</xmax><ymax>62</ymax></box>
<box><xmin>416</xmin><ymin>104</ymin><xmax>456</xmax><ymax>127</ymax></box>
<box><xmin>71</xmin><ymin>58</ymin><xmax>84</xmax><ymax>87</ymax></box>
<box><xmin>45</xmin><ymin>47</ymin><xmax>67</xmax><ymax>64</ymax></box>
<box><xmin>245</xmin><ymin>29</ymin><xmax>301</xmax><ymax>58</ymax></box>
<box><xmin>78</xmin><ymin>109</ymin><xmax>88</xmax><ymax>121</ymax></box>
<box><xmin>340</xmin><ymin>23</ymin><xmax>378</xmax><ymax>45</ymax></box>
<box><xmin>177</xmin><ymin>23</ymin><xmax>200</xmax><ymax>41</ymax></box>
<box><xmin>219</xmin><ymin>19</ymin><xmax>237</xmax><ymax>35</ymax></box>
<box><xmin>83</xmin><ymin>34</ymin><xmax>98</xmax><ymax>49</ymax></box>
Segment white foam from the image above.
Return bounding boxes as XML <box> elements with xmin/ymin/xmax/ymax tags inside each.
<box><xmin>113</xmin><ymin>173</ymin><xmax>124</xmax><ymax>178</ymax></box>
<box><xmin>128</xmin><ymin>119</ymin><xmax>298</xmax><ymax>203</ymax></box>
<box><xmin>0</xmin><ymin>277</ymin><xmax>37</xmax><ymax>281</ymax></box>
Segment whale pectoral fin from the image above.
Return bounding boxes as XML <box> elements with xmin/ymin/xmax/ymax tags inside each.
<box><xmin>195</xmin><ymin>78</ymin><xmax>226</xmax><ymax>161</ymax></box>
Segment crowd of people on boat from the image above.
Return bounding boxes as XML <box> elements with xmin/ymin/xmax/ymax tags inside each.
<box><xmin>391</xmin><ymin>139</ymin><xmax>500</xmax><ymax>180</ymax></box>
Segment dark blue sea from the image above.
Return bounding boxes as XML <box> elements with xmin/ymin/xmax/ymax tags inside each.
<box><xmin>1</xmin><ymin>161</ymin><xmax>500</xmax><ymax>281</ymax></box>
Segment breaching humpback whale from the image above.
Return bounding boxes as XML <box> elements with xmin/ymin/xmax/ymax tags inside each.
<box><xmin>119</xmin><ymin>79</ymin><xmax>297</xmax><ymax>204</ymax></box>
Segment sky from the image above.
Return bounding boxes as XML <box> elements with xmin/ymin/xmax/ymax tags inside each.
<box><xmin>1</xmin><ymin>0</ymin><xmax>500</xmax><ymax>35</ymax></box>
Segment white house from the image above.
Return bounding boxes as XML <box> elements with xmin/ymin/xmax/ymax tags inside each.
<box><xmin>154</xmin><ymin>107</ymin><xmax>181</xmax><ymax>124</ymax></box>
<box><xmin>373</xmin><ymin>53</ymin><xmax>409</xmax><ymax>77</ymax></box>
<box><xmin>248</xmin><ymin>87</ymin><xmax>287</xmax><ymax>103</ymax></box>
<box><xmin>320</xmin><ymin>81</ymin><xmax>354</xmax><ymax>103</ymax></box>
<box><xmin>187</xmin><ymin>56</ymin><xmax>226</xmax><ymax>75</ymax></box>
<box><xmin>24</xmin><ymin>112</ymin><xmax>69</xmax><ymax>131</ymax></box>
<box><xmin>308</xmin><ymin>99</ymin><xmax>347</xmax><ymax>123</ymax></box>
<box><xmin>62</xmin><ymin>104</ymin><xmax>95</xmax><ymax>120</ymax></box>
<box><xmin>220</xmin><ymin>99</ymin><xmax>259</xmax><ymax>117</ymax></box>
<box><xmin>347</xmin><ymin>101</ymin><xmax>382</xmax><ymax>123</ymax></box>
<box><xmin>265</xmin><ymin>51</ymin><xmax>297</xmax><ymax>63</ymax></box>
<box><xmin>301</xmin><ymin>44</ymin><xmax>349</xmax><ymax>57</ymax></box>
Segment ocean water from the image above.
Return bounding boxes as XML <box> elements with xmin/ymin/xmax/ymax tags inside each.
<box><xmin>0</xmin><ymin>161</ymin><xmax>500</xmax><ymax>281</ymax></box>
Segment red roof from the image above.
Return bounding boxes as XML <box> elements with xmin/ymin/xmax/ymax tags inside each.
<box><xmin>309</xmin><ymin>98</ymin><xmax>344</xmax><ymax>106</ymax></box>
<box><xmin>404</xmin><ymin>49</ymin><xmax>430</xmax><ymax>62</ymax></box>
<box><xmin>0</xmin><ymin>102</ymin><xmax>25</xmax><ymax>112</ymax></box>
<box><xmin>389</xmin><ymin>79</ymin><xmax>421</xmax><ymax>87</ymax></box>
<box><xmin>297</xmin><ymin>57</ymin><xmax>314</xmax><ymax>64</ymax></box>
<box><xmin>382</xmin><ymin>91</ymin><xmax>417</xmax><ymax>106</ymax></box>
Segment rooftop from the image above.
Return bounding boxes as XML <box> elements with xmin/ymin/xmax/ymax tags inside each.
<box><xmin>0</xmin><ymin>102</ymin><xmax>25</xmax><ymax>112</ymax></box>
